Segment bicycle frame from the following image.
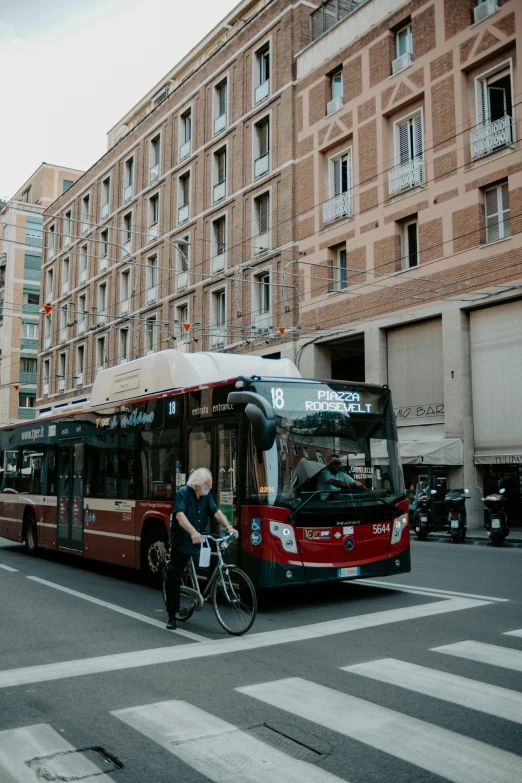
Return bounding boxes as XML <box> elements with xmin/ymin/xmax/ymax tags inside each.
<box><xmin>180</xmin><ymin>534</ymin><xmax>233</xmax><ymax>611</ymax></box>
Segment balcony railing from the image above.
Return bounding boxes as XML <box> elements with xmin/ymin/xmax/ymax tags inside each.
<box><xmin>150</xmin><ymin>164</ymin><xmax>160</xmax><ymax>182</ymax></box>
<box><xmin>211</xmin><ymin>329</ymin><xmax>226</xmax><ymax>348</ymax></box>
<box><xmin>471</xmin><ymin>115</ymin><xmax>513</xmax><ymax>160</ymax></box>
<box><xmin>21</xmin><ymin>338</ymin><xmax>38</xmax><ymax>350</ymax></box>
<box><xmin>179</xmin><ymin>140</ymin><xmax>191</xmax><ymax>160</ymax></box>
<box><xmin>388</xmin><ymin>158</ymin><xmax>424</xmax><ymax>196</ymax></box>
<box><xmin>20</xmin><ymin>372</ymin><xmax>37</xmax><ymax>385</ymax></box>
<box><xmin>213</xmin><ymin>180</ymin><xmax>226</xmax><ymax>203</ymax></box>
<box><xmin>255</xmin><ymin>80</ymin><xmax>270</xmax><ymax>104</ymax></box>
<box><xmin>211</xmin><ymin>253</ymin><xmax>226</xmax><ymax>274</ymax></box>
<box><xmin>178</xmin><ymin>203</ymin><xmax>190</xmax><ymax>224</ymax></box>
<box><xmin>323</xmin><ymin>191</ymin><xmax>353</xmax><ymax>224</ymax></box>
<box><xmin>22</xmin><ymin>304</ymin><xmax>39</xmax><ymax>315</ymax></box>
<box><xmin>101</xmin><ymin>203</ymin><xmax>109</xmax><ymax>218</ymax></box>
<box><xmin>254</xmin><ymin>311</ymin><xmax>270</xmax><ymax>333</ymax></box>
<box><xmin>214</xmin><ymin>113</ymin><xmax>227</xmax><ymax>135</ymax></box>
<box><xmin>310</xmin><ymin>0</ymin><xmax>364</xmax><ymax>42</ymax></box>
<box><xmin>253</xmin><ymin>232</ymin><xmax>270</xmax><ymax>255</ymax></box>
<box><xmin>254</xmin><ymin>153</ymin><xmax>270</xmax><ymax>178</ymax></box>
<box><xmin>124</xmin><ymin>185</ymin><xmax>133</xmax><ymax>202</ymax></box>
<box><xmin>177</xmin><ymin>270</ymin><xmax>189</xmax><ymax>289</ymax></box>
<box><xmin>18</xmin><ymin>408</ymin><xmax>36</xmax><ymax>420</ymax></box>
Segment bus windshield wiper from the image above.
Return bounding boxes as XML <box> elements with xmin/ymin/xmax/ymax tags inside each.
<box><xmin>288</xmin><ymin>491</ymin><xmax>323</xmax><ymax>520</ymax></box>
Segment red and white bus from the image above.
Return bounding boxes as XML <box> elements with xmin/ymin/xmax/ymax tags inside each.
<box><xmin>0</xmin><ymin>350</ymin><xmax>410</xmax><ymax>587</ymax></box>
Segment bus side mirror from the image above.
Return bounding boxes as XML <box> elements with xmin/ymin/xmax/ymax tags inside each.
<box><xmin>227</xmin><ymin>391</ymin><xmax>276</xmax><ymax>451</ymax></box>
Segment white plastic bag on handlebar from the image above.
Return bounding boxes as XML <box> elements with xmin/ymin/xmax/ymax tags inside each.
<box><xmin>198</xmin><ymin>536</ymin><xmax>211</xmax><ymax>568</ymax></box>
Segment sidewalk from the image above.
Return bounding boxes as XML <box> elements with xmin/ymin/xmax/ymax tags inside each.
<box><xmin>414</xmin><ymin>526</ymin><xmax>522</xmax><ymax>547</ymax></box>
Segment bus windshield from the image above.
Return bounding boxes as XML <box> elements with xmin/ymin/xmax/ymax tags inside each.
<box><xmin>248</xmin><ymin>380</ymin><xmax>404</xmax><ymax>511</ymax></box>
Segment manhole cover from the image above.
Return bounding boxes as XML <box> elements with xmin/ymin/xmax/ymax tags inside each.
<box><xmin>27</xmin><ymin>746</ymin><xmax>122</xmax><ymax>781</ymax></box>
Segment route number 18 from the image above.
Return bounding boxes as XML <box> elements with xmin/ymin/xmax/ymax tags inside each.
<box><xmin>271</xmin><ymin>388</ymin><xmax>285</xmax><ymax>410</ymax></box>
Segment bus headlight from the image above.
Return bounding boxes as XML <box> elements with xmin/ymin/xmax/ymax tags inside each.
<box><xmin>269</xmin><ymin>521</ymin><xmax>298</xmax><ymax>553</ymax></box>
<box><xmin>391</xmin><ymin>513</ymin><xmax>409</xmax><ymax>545</ymax></box>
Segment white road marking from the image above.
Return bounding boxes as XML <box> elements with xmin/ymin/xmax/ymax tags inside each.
<box><xmin>504</xmin><ymin>629</ymin><xmax>522</xmax><ymax>638</ymax></box>
<box><xmin>0</xmin><ymin>723</ymin><xmax>115</xmax><ymax>782</ymax></box>
<box><xmin>432</xmin><ymin>640</ymin><xmax>522</xmax><ymax>672</ymax></box>
<box><xmin>238</xmin><ymin>678</ymin><xmax>522</xmax><ymax>783</ymax></box>
<box><xmin>112</xmin><ymin>700</ymin><xmax>345</xmax><ymax>782</ymax></box>
<box><xmin>0</xmin><ymin>596</ymin><xmax>490</xmax><ymax>689</ymax></box>
<box><xmin>342</xmin><ymin>658</ymin><xmax>522</xmax><ymax>724</ymax></box>
<box><xmin>0</xmin><ymin>564</ymin><xmax>18</xmax><ymax>572</ymax></box>
<box><xmin>26</xmin><ymin>575</ymin><xmax>206</xmax><ymax>643</ymax></box>
<box><xmin>361</xmin><ymin>579</ymin><xmax>510</xmax><ymax>602</ymax></box>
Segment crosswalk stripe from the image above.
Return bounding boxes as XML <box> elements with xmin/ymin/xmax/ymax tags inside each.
<box><xmin>342</xmin><ymin>658</ymin><xmax>522</xmax><ymax>724</ymax></box>
<box><xmin>504</xmin><ymin>629</ymin><xmax>522</xmax><ymax>638</ymax></box>
<box><xmin>238</xmin><ymin>677</ymin><xmax>522</xmax><ymax>783</ymax></box>
<box><xmin>432</xmin><ymin>640</ymin><xmax>522</xmax><ymax>672</ymax></box>
<box><xmin>0</xmin><ymin>723</ymin><xmax>114</xmax><ymax>782</ymax></box>
<box><xmin>112</xmin><ymin>700</ymin><xmax>345</xmax><ymax>782</ymax></box>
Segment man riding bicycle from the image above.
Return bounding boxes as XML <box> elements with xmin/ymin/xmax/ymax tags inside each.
<box><xmin>165</xmin><ymin>467</ymin><xmax>238</xmax><ymax>630</ymax></box>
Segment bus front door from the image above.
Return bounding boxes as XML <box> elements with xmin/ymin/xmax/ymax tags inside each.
<box><xmin>57</xmin><ymin>439</ymin><xmax>85</xmax><ymax>551</ymax></box>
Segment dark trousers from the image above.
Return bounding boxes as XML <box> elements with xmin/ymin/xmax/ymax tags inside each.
<box><xmin>165</xmin><ymin>548</ymin><xmax>190</xmax><ymax>616</ymax></box>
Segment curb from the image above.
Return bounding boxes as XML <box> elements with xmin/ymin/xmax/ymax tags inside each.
<box><xmin>412</xmin><ymin>534</ymin><xmax>522</xmax><ymax>548</ymax></box>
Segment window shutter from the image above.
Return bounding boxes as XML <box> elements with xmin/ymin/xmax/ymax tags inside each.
<box><xmin>398</xmin><ymin>121</ymin><xmax>410</xmax><ymax>164</ymax></box>
<box><xmin>216</xmin><ymin>218</ymin><xmax>226</xmax><ymax>255</ymax></box>
<box><xmin>258</xmin><ymin>194</ymin><xmax>269</xmax><ymax>234</ymax></box>
<box><xmin>218</xmin><ymin>85</ymin><xmax>226</xmax><ymax>116</ymax></box>
<box><xmin>478</xmin><ymin>79</ymin><xmax>488</xmax><ymax>125</ymax></box>
<box><xmin>485</xmin><ymin>187</ymin><xmax>500</xmax><ymax>243</ymax></box>
<box><xmin>501</xmin><ymin>182</ymin><xmax>511</xmax><ymax>239</ymax></box>
<box><xmin>344</xmin><ymin>151</ymin><xmax>352</xmax><ymax>195</ymax></box>
<box><xmin>333</xmin><ymin>157</ymin><xmax>341</xmax><ymax>196</ymax></box>
<box><xmin>217</xmin><ymin>150</ymin><xmax>226</xmax><ymax>181</ymax></box>
<box><xmin>258</xmin><ymin>119</ymin><xmax>269</xmax><ymax>155</ymax></box>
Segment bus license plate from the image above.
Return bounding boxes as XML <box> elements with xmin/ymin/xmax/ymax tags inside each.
<box><xmin>338</xmin><ymin>566</ymin><xmax>360</xmax><ymax>578</ymax></box>
<box><xmin>420</xmin><ymin>516</ymin><xmax>428</xmax><ymax>522</ymax></box>
<box><xmin>450</xmin><ymin>520</ymin><xmax>459</xmax><ymax>529</ymax></box>
<box><xmin>492</xmin><ymin>519</ymin><xmax>501</xmax><ymax>529</ymax></box>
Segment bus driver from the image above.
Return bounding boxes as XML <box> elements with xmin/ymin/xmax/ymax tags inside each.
<box><xmin>316</xmin><ymin>455</ymin><xmax>364</xmax><ymax>492</ymax></box>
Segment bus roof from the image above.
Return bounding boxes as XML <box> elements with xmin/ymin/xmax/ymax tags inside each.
<box><xmin>89</xmin><ymin>349</ymin><xmax>300</xmax><ymax>406</ymax></box>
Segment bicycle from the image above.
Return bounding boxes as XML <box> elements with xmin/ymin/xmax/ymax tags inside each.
<box><xmin>162</xmin><ymin>532</ymin><xmax>257</xmax><ymax>636</ymax></box>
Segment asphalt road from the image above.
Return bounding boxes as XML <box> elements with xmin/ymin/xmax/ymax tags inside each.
<box><xmin>0</xmin><ymin>536</ymin><xmax>521</xmax><ymax>783</ymax></box>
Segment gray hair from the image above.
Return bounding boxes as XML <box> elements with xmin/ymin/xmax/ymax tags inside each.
<box><xmin>187</xmin><ymin>467</ymin><xmax>212</xmax><ymax>489</ymax></box>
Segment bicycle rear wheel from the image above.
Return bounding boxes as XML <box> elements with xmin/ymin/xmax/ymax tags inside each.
<box><xmin>162</xmin><ymin>563</ymin><xmax>197</xmax><ymax>622</ymax></box>
<box><xmin>212</xmin><ymin>566</ymin><xmax>257</xmax><ymax>635</ymax></box>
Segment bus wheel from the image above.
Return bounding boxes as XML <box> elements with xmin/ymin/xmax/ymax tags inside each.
<box><xmin>24</xmin><ymin>512</ymin><xmax>38</xmax><ymax>557</ymax></box>
<box><xmin>142</xmin><ymin>526</ymin><xmax>168</xmax><ymax>586</ymax></box>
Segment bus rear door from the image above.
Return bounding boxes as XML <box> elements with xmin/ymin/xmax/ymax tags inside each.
<box><xmin>57</xmin><ymin>439</ymin><xmax>84</xmax><ymax>551</ymax></box>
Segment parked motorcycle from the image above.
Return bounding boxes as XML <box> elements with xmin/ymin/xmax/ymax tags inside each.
<box><xmin>413</xmin><ymin>489</ymin><xmax>437</xmax><ymax>540</ymax></box>
<box><xmin>483</xmin><ymin>487</ymin><xmax>509</xmax><ymax>546</ymax></box>
<box><xmin>445</xmin><ymin>488</ymin><xmax>469</xmax><ymax>543</ymax></box>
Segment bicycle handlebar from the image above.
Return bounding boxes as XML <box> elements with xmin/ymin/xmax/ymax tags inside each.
<box><xmin>205</xmin><ymin>531</ymin><xmax>236</xmax><ymax>549</ymax></box>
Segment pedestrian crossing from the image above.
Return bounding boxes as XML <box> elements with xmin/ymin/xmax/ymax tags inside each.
<box><xmin>2</xmin><ymin>628</ymin><xmax>521</xmax><ymax>782</ymax></box>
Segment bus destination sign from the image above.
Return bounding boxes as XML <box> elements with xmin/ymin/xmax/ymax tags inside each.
<box><xmin>270</xmin><ymin>386</ymin><xmax>374</xmax><ymax>415</ymax></box>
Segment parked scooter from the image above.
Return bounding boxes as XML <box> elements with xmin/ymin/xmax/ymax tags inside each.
<box><xmin>445</xmin><ymin>488</ymin><xmax>469</xmax><ymax>543</ymax></box>
<box><xmin>483</xmin><ymin>488</ymin><xmax>509</xmax><ymax>546</ymax></box>
<box><xmin>413</xmin><ymin>489</ymin><xmax>437</xmax><ymax>540</ymax></box>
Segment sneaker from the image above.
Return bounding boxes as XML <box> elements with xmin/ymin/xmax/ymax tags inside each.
<box><xmin>166</xmin><ymin>615</ymin><xmax>177</xmax><ymax>630</ymax></box>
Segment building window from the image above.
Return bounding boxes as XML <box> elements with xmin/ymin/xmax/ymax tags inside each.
<box><xmin>62</xmin><ymin>258</ymin><xmax>70</xmax><ymax>293</ymax></box>
<box><xmin>400</xmin><ymin>218</ymin><xmax>419</xmax><ymax>269</ymax></box>
<box><xmin>80</xmin><ymin>244</ymin><xmax>88</xmax><ymax>283</ymax></box>
<box><xmin>120</xmin><ymin>269</ymin><xmax>131</xmax><ymax>314</ymax></box>
<box><xmin>25</xmin><ymin>215</ymin><xmax>43</xmax><ymax>248</ymax></box>
<box><xmin>214</xmin><ymin>79</ymin><xmax>227</xmax><ymax>135</ymax></box>
<box><xmin>119</xmin><ymin>328</ymin><xmax>129</xmax><ymax>363</ymax></box>
<box><xmin>124</xmin><ymin>157</ymin><xmax>134</xmax><ymax>202</ymax></box>
<box><xmin>44</xmin><ymin>311</ymin><xmax>52</xmax><ymax>347</ymax></box>
<box><xmin>254</xmin><ymin>43</ymin><xmax>270</xmax><ymax>104</ymax></box>
<box><xmin>64</xmin><ymin>210</ymin><xmax>72</xmax><ymax>246</ymax></box>
<box><xmin>59</xmin><ymin>304</ymin><xmax>68</xmax><ymax>342</ymax></box>
<box><xmin>43</xmin><ymin>360</ymin><xmax>50</xmax><ymax>394</ymax></box>
<box><xmin>22</xmin><ymin>322</ymin><xmax>38</xmax><ymax>339</ymax></box>
<box><xmin>76</xmin><ymin>345</ymin><xmax>85</xmax><ymax>385</ymax></box>
<box><xmin>180</xmin><ymin>109</ymin><xmax>192</xmax><ymax>159</ymax></box>
<box><xmin>146</xmin><ymin>255</ymin><xmax>158</xmax><ymax>302</ymax></box>
<box><xmin>253</xmin><ymin>270</ymin><xmax>270</xmax><ymax>331</ymax></box>
<box><xmin>19</xmin><ymin>395</ymin><xmax>36</xmax><ymax>409</ymax></box>
<box><xmin>389</xmin><ymin>111</ymin><xmax>424</xmax><ymax>195</ymax></box>
<box><xmin>211</xmin><ymin>216</ymin><xmax>227</xmax><ymax>272</ymax></box>
<box><xmin>333</xmin><ymin>246</ymin><xmax>347</xmax><ymax>290</ymax></box>
<box><xmin>150</xmin><ymin>135</ymin><xmax>161</xmax><ymax>182</ymax></box>
<box><xmin>148</xmin><ymin>193</ymin><xmax>159</xmax><ymax>240</ymax></box>
<box><xmin>97</xmin><ymin>282</ymin><xmax>107</xmax><ymax>325</ymax></box>
<box><xmin>393</xmin><ymin>23</ymin><xmax>413</xmax><ymax>73</ymax></box>
<box><xmin>78</xmin><ymin>293</ymin><xmax>87</xmax><ymax>334</ymax></box>
<box><xmin>211</xmin><ymin>289</ymin><xmax>226</xmax><ymax>347</ymax></box>
<box><xmin>23</xmin><ymin>291</ymin><xmax>39</xmax><ymax>307</ymax></box>
<box><xmin>81</xmin><ymin>194</ymin><xmax>90</xmax><ymax>233</ymax></box>
<box><xmin>100</xmin><ymin>229</ymin><xmax>108</xmax><ymax>260</ymax></box>
<box><xmin>253</xmin><ymin>192</ymin><xmax>270</xmax><ymax>255</ymax></box>
<box><xmin>175</xmin><ymin>302</ymin><xmax>189</xmax><ymax>345</ymax></box>
<box><xmin>484</xmin><ymin>182</ymin><xmax>510</xmax><ymax>243</ymax></box>
<box><xmin>253</xmin><ymin>116</ymin><xmax>270</xmax><ymax>178</ymax></box>
<box><xmin>213</xmin><ymin>147</ymin><xmax>227</xmax><ymax>203</ymax></box>
<box><xmin>62</xmin><ymin>179</ymin><xmax>73</xmax><ymax>193</ymax></box>
<box><xmin>48</xmin><ymin>225</ymin><xmax>55</xmax><ymax>257</ymax></box>
<box><xmin>145</xmin><ymin>315</ymin><xmax>157</xmax><ymax>354</ymax></box>
<box><xmin>176</xmin><ymin>235</ymin><xmax>190</xmax><ymax>288</ymax></box>
<box><xmin>123</xmin><ymin>212</ymin><xmax>132</xmax><ymax>253</ymax></box>
<box><xmin>101</xmin><ymin>177</ymin><xmax>110</xmax><ymax>218</ymax></box>
<box><xmin>22</xmin><ymin>187</ymin><xmax>31</xmax><ymax>203</ymax></box>
<box><xmin>324</xmin><ymin>150</ymin><xmax>353</xmax><ymax>224</ymax></box>
<box><xmin>58</xmin><ymin>353</ymin><xmax>66</xmax><ymax>391</ymax></box>
<box><xmin>96</xmin><ymin>336</ymin><xmax>106</xmax><ymax>371</ymax></box>
<box><xmin>21</xmin><ymin>358</ymin><xmax>37</xmax><ymax>374</ymax></box>
<box><xmin>472</xmin><ymin>64</ymin><xmax>514</xmax><ymax>160</ymax></box>
<box><xmin>178</xmin><ymin>173</ymin><xmax>190</xmax><ymax>224</ymax></box>
<box><xmin>327</xmin><ymin>69</ymin><xmax>344</xmax><ymax>115</ymax></box>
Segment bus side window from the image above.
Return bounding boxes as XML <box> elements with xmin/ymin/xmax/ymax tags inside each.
<box><xmin>46</xmin><ymin>447</ymin><xmax>57</xmax><ymax>495</ymax></box>
<box><xmin>3</xmin><ymin>449</ymin><xmax>19</xmax><ymax>492</ymax></box>
<box><xmin>20</xmin><ymin>448</ymin><xmax>44</xmax><ymax>494</ymax></box>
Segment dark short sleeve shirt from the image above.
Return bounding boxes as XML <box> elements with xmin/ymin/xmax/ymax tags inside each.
<box><xmin>170</xmin><ymin>485</ymin><xmax>219</xmax><ymax>554</ymax></box>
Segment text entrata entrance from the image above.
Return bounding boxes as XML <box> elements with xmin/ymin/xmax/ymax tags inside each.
<box><xmin>57</xmin><ymin>438</ymin><xmax>85</xmax><ymax>550</ymax></box>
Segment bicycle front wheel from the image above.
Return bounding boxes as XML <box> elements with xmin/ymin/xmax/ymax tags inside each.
<box><xmin>212</xmin><ymin>566</ymin><xmax>257</xmax><ymax>635</ymax></box>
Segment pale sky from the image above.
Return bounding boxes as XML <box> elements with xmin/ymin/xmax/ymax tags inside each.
<box><xmin>0</xmin><ymin>0</ymin><xmax>236</xmax><ymax>198</ymax></box>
